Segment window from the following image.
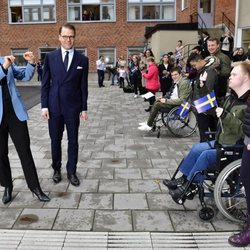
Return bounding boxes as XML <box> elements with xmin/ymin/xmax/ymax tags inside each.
<box><xmin>98</xmin><ymin>48</ymin><xmax>116</xmax><ymax>67</ymax></box>
<box><xmin>9</xmin><ymin>0</ymin><xmax>55</xmax><ymax>23</ymax></box>
<box><xmin>68</xmin><ymin>0</ymin><xmax>115</xmax><ymax>22</ymax></box>
<box><xmin>181</xmin><ymin>0</ymin><xmax>188</xmax><ymax>11</ymax></box>
<box><xmin>127</xmin><ymin>47</ymin><xmax>144</xmax><ymax>59</ymax></box>
<box><xmin>127</xmin><ymin>0</ymin><xmax>175</xmax><ymax>21</ymax></box>
<box><xmin>75</xmin><ymin>48</ymin><xmax>87</xmax><ymax>56</ymax></box>
<box><xmin>11</xmin><ymin>48</ymin><xmax>28</xmax><ymax>67</ymax></box>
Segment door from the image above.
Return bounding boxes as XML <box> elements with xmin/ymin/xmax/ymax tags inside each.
<box><xmin>198</xmin><ymin>0</ymin><xmax>214</xmax><ymax>28</ymax></box>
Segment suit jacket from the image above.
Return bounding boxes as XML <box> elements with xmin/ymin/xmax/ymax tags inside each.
<box><xmin>41</xmin><ymin>48</ymin><xmax>89</xmax><ymax>117</ymax></box>
<box><xmin>0</xmin><ymin>58</ymin><xmax>35</xmax><ymax>124</ymax></box>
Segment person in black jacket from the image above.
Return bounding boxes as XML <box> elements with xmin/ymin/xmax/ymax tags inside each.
<box><xmin>158</xmin><ymin>54</ymin><xmax>174</xmax><ymax>96</ymax></box>
<box><xmin>228</xmin><ymin>61</ymin><xmax>250</xmax><ymax>247</ymax></box>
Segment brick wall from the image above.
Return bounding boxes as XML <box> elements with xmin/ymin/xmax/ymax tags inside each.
<box><xmin>214</xmin><ymin>0</ymin><xmax>236</xmax><ymax>28</ymax></box>
<box><xmin>1</xmin><ymin>0</ymin><xmax>198</xmax><ymax>72</ymax></box>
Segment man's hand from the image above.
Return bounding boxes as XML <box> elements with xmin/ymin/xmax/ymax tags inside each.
<box><xmin>160</xmin><ymin>98</ymin><xmax>166</xmax><ymax>104</ymax></box>
<box><xmin>3</xmin><ymin>55</ymin><xmax>15</xmax><ymax>70</ymax></box>
<box><xmin>216</xmin><ymin>107</ymin><xmax>224</xmax><ymax>118</ymax></box>
<box><xmin>80</xmin><ymin>111</ymin><xmax>88</xmax><ymax>121</ymax></box>
<box><xmin>23</xmin><ymin>51</ymin><xmax>35</xmax><ymax>64</ymax></box>
<box><xmin>41</xmin><ymin>110</ymin><xmax>50</xmax><ymax>119</ymax></box>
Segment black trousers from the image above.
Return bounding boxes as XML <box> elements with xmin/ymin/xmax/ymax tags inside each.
<box><xmin>240</xmin><ymin>146</ymin><xmax>250</xmax><ymax>214</ymax></box>
<box><xmin>0</xmin><ymin>87</ymin><xmax>40</xmax><ymax>189</ymax></box>
<box><xmin>97</xmin><ymin>69</ymin><xmax>104</xmax><ymax>87</ymax></box>
<box><xmin>197</xmin><ymin>113</ymin><xmax>217</xmax><ymax>142</ymax></box>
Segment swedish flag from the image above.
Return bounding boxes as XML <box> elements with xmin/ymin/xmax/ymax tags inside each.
<box><xmin>176</xmin><ymin>101</ymin><xmax>191</xmax><ymax>119</ymax></box>
<box><xmin>194</xmin><ymin>91</ymin><xmax>217</xmax><ymax>114</ymax></box>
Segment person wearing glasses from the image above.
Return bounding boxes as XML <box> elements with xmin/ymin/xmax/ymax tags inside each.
<box><xmin>41</xmin><ymin>23</ymin><xmax>89</xmax><ymax>187</ymax></box>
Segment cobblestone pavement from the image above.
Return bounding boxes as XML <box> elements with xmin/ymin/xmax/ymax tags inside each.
<box><xmin>0</xmin><ymin>82</ymin><xmax>246</xmax><ymax>249</ymax></box>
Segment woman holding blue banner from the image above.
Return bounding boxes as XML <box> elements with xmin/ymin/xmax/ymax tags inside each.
<box><xmin>163</xmin><ymin>62</ymin><xmax>250</xmax><ymax>204</ymax></box>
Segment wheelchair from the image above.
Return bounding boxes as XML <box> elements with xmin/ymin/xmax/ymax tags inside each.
<box><xmin>169</xmin><ymin>144</ymin><xmax>246</xmax><ymax>223</ymax></box>
<box><xmin>151</xmin><ymin>105</ymin><xmax>198</xmax><ymax>138</ymax></box>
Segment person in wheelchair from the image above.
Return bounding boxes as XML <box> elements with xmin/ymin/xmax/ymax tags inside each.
<box><xmin>138</xmin><ymin>67</ymin><xmax>191</xmax><ymax>131</ymax></box>
<box><xmin>163</xmin><ymin>62</ymin><xmax>250</xmax><ymax>204</ymax></box>
<box><xmin>228</xmin><ymin>62</ymin><xmax>250</xmax><ymax>247</ymax></box>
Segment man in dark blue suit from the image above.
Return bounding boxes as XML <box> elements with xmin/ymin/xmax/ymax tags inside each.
<box><xmin>41</xmin><ymin>23</ymin><xmax>89</xmax><ymax>186</ymax></box>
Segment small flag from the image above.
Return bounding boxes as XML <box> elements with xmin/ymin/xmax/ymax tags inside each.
<box><xmin>176</xmin><ymin>101</ymin><xmax>191</xmax><ymax>118</ymax></box>
<box><xmin>194</xmin><ymin>91</ymin><xmax>217</xmax><ymax>114</ymax></box>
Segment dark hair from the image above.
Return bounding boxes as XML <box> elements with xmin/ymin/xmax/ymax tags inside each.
<box><xmin>178</xmin><ymin>40</ymin><xmax>182</xmax><ymax>44</ymax></box>
<box><xmin>145</xmin><ymin>49</ymin><xmax>154</xmax><ymax>57</ymax></box>
<box><xmin>170</xmin><ymin>66</ymin><xmax>181</xmax><ymax>74</ymax></box>
<box><xmin>192</xmin><ymin>45</ymin><xmax>202</xmax><ymax>52</ymax></box>
<box><xmin>99</xmin><ymin>55</ymin><xmax>103</xmax><ymax>59</ymax></box>
<box><xmin>202</xmin><ymin>31</ymin><xmax>210</xmax><ymax>37</ymax></box>
<box><xmin>188</xmin><ymin>53</ymin><xmax>203</xmax><ymax>63</ymax></box>
<box><xmin>59</xmin><ymin>23</ymin><xmax>76</xmax><ymax>36</ymax></box>
<box><xmin>208</xmin><ymin>37</ymin><xmax>220</xmax><ymax>45</ymax></box>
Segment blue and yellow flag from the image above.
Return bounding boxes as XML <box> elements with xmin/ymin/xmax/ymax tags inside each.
<box><xmin>194</xmin><ymin>91</ymin><xmax>217</xmax><ymax>114</ymax></box>
<box><xmin>176</xmin><ymin>101</ymin><xmax>191</xmax><ymax>119</ymax></box>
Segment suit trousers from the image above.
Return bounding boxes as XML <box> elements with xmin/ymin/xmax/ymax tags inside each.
<box><xmin>97</xmin><ymin>69</ymin><xmax>104</xmax><ymax>87</ymax></box>
<box><xmin>0</xmin><ymin>88</ymin><xmax>40</xmax><ymax>189</ymax></box>
<box><xmin>48</xmin><ymin>114</ymin><xmax>80</xmax><ymax>175</ymax></box>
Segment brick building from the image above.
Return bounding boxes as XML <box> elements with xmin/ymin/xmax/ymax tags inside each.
<box><xmin>0</xmin><ymin>0</ymin><xmax>236</xmax><ymax>72</ymax></box>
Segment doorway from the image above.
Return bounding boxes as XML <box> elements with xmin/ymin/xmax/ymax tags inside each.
<box><xmin>198</xmin><ymin>0</ymin><xmax>214</xmax><ymax>28</ymax></box>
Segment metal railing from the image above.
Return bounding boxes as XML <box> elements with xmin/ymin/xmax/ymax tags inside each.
<box><xmin>190</xmin><ymin>12</ymin><xmax>207</xmax><ymax>34</ymax></box>
<box><xmin>222</xmin><ymin>12</ymin><xmax>235</xmax><ymax>34</ymax></box>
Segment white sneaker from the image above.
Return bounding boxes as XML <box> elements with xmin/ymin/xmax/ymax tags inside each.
<box><xmin>138</xmin><ymin>122</ymin><xmax>147</xmax><ymax>126</ymax></box>
<box><xmin>138</xmin><ymin>124</ymin><xmax>152</xmax><ymax>131</ymax></box>
<box><xmin>134</xmin><ymin>94</ymin><xmax>138</xmax><ymax>98</ymax></box>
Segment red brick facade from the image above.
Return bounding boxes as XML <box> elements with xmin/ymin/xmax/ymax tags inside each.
<box><xmin>0</xmin><ymin>0</ymin><xmax>235</xmax><ymax>72</ymax></box>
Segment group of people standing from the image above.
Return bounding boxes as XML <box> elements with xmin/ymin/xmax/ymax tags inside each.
<box><xmin>0</xmin><ymin>23</ymin><xmax>89</xmax><ymax>205</ymax></box>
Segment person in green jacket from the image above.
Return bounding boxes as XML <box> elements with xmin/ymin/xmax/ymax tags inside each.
<box><xmin>163</xmin><ymin>62</ymin><xmax>250</xmax><ymax>204</ymax></box>
<box><xmin>138</xmin><ymin>67</ymin><xmax>191</xmax><ymax>131</ymax></box>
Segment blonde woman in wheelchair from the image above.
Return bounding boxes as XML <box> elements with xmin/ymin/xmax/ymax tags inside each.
<box><xmin>164</xmin><ymin>62</ymin><xmax>250</xmax><ymax>209</ymax></box>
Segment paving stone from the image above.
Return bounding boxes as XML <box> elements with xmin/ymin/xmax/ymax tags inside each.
<box><xmin>114</xmin><ymin>169</ymin><xmax>142</xmax><ymax>179</ymax></box>
<box><xmin>129</xmin><ymin>180</ymin><xmax>161</xmax><ymax>193</ymax></box>
<box><xmin>114</xmin><ymin>193</ymin><xmax>148</xmax><ymax>209</ymax></box>
<box><xmin>67</xmin><ymin>179</ymin><xmax>99</xmax><ymax>193</ymax></box>
<box><xmin>141</xmin><ymin>169</ymin><xmax>169</xmax><ymax>179</ymax></box>
<box><xmin>99</xmin><ymin>180</ymin><xmax>129</xmax><ymax>193</ymax></box>
<box><xmin>43</xmin><ymin>192</ymin><xmax>81</xmax><ymax>209</ymax></box>
<box><xmin>102</xmin><ymin>159</ymin><xmax>127</xmax><ymax>168</ymax></box>
<box><xmin>78</xmin><ymin>159</ymin><xmax>102</xmax><ymax>169</ymax></box>
<box><xmin>92</xmin><ymin>151</ymin><xmax>114</xmax><ymax>159</ymax></box>
<box><xmin>127</xmin><ymin>159</ymin><xmax>152</xmax><ymax>169</ymax></box>
<box><xmin>79</xmin><ymin>193</ymin><xmax>113</xmax><ymax>209</ymax></box>
<box><xmin>169</xmin><ymin>211</ymin><xmax>215</xmax><ymax>232</ymax></box>
<box><xmin>148</xmin><ymin>193</ymin><xmax>186</xmax><ymax>211</ymax></box>
<box><xmin>0</xmin><ymin>208</ymin><xmax>22</xmax><ymax>228</ymax></box>
<box><xmin>132</xmin><ymin>211</ymin><xmax>174</xmax><ymax>231</ymax></box>
<box><xmin>53</xmin><ymin>209</ymin><xmax>94</xmax><ymax>231</ymax></box>
<box><xmin>13</xmin><ymin>208</ymin><xmax>58</xmax><ymax>230</ymax></box>
<box><xmin>151</xmin><ymin>158</ymin><xmax>178</xmax><ymax>169</ymax></box>
<box><xmin>114</xmin><ymin>151</ymin><xmax>137</xmax><ymax>159</ymax></box>
<box><xmin>86</xmin><ymin>169</ymin><xmax>114</xmax><ymax>179</ymax></box>
<box><xmin>93</xmin><ymin>210</ymin><xmax>132</xmax><ymax>231</ymax></box>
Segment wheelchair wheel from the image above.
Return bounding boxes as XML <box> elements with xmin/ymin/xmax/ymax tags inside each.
<box><xmin>163</xmin><ymin>106</ymin><xmax>197</xmax><ymax>138</ymax></box>
<box><xmin>214</xmin><ymin>159</ymin><xmax>246</xmax><ymax>223</ymax></box>
<box><xmin>199</xmin><ymin>205</ymin><xmax>215</xmax><ymax>221</ymax></box>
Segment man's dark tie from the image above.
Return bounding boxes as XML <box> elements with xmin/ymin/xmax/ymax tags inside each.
<box><xmin>64</xmin><ymin>51</ymin><xmax>69</xmax><ymax>71</ymax></box>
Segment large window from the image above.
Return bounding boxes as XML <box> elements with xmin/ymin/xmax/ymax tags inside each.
<box><xmin>98</xmin><ymin>48</ymin><xmax>116</xmax><ymax>67</ymax></box>
<box><xmin>9</xmin><ymin>0</ymin><xmax>55</xmax><ymax>23</ymax></box>
<box><xmin>127</xmin><ymin>47</ymin><xmax>144</xmax><ymax>58</ymax></box>
<box><xmin>68</xmin><ymin>0</ymin><xmax>115</xmax><ymax>22</ymax></box>
<box><xmin>127</xmin><ymin>0</ymin><xmax>175</xmax><ymax>21</ymax></box>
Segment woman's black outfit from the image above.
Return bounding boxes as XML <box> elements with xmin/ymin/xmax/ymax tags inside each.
<box><xmin>158</xmin><ymin>63</ymin><xmax>173</xmax><ymax>96</ymax></box>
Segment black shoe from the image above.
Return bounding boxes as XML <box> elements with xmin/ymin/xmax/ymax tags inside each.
<box><xmin>169</xmin><ymin>182</ymin><xmax>198</xmax><ymax>203</ymax></box>
<box><xmin>145</xmin><ymin>107</ymin><xmax>151</xmax><ymax>112</ymax></box>
<box><xmin>163</xmin><ymin>176</ymin><xmax>186</xmax><ymax>190</ymax></box>
<box><xmin>53</xmin><ymin>170</ymin><xmax>62</xmax><ymax>184</ymax></box>
<box><xmin>2</xmin><ymin>186</ymin><xmax>13</xmax><ymax>204</ymax></box>
<box><xmin>67</xmin><ymin>173</ymin><xmax>80</xmax><ymax>186</ymax></box>
<box><xmin>31</xmin><ymin>187</ymin><xmax>50</xmax><ymax>202</ymax></box>
<box><xmin>101</xmin><ymin>85</ymin><xmax>105</xmax><ymax>87</ymax></box>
